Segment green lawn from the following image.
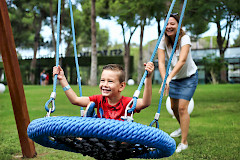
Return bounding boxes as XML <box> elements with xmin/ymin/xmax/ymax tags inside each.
<box><xmin>0</xmin><ymin>84</ymin><xmax>239</xmax><ymax>160</ymax></box>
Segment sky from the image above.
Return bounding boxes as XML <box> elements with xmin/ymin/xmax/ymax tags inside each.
<box><xmin>19</xmin><ymin>17</ymin><xmax>238</xmax><ymax>59</ymax></box>
<box><xmin>40</xmin><ymin>17</ymin><xmax>239</xmax><ymax>46</ymax></box>
<box><xmin>97</xmin><ymin>17</ymin><xmax>239</xmax><ymax>46</ymax></box>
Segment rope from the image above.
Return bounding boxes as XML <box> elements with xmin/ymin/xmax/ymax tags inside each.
<box><xmin>128</xmin><ymin>0</ymin><xmax>177</xmax><ymax>113</ymax></box>
<box><xmin>45</xmin><ymin>0</ymin><xmax>84</xmax><ymax>113</ymax></box>
<box><xmin>69</xmin><ymin>0</ymin><xmax>83</xmax><ymax>112</ymax></box>
<box><xmin>45</xmin><ymin>0</ymin><xmax>62</xmax><ymax>113</ymax></box>
<box><xmin>157</xmin><ymin>0</ymin><xmax>188</xmax><ymax>114</ymax></box>
<box><xmin>150</xmin><ymin>0</ymin><xmax>188</xmax><ymax>127</ymax></box>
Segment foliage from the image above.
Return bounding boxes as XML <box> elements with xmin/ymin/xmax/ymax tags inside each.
<box><xmin>200</xmin><ymin>36</ymin><xmax>218</xmax><ymax>48</ymax></box>
<box><xmin>201</xmin><ymin>54</ymin><xmax>228</xmax><ymax>84</ymax></box>
<box><xmin>7</xmin><ymin>0</ymin><xmax>48</xmax><ymax>48</ymax></box>
<box><xmin>233</xmin><ymin>32</ymin><xmax>240</xmax><ymax>47</ymax></box>
<box><xmin>185</xmin><ymin>0</ymin><xmax>239</xmax><ymax>82</ymax></box>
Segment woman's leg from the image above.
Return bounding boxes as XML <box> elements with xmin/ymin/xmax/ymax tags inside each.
<box><xmin>171</xmin><ymin>98</ymin><xmax>180</xmax><ymax>123</ymax></box>
<box><xmin>178</xmin><ymin>99</ymin><xmax>190</xmax><ymax>144</ymax></box>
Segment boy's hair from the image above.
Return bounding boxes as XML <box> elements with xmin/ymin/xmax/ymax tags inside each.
<box><xmin>165</xmin><ymin>13</ymin><xmax>186</xmax><ymax>49</ymax></box>
<box><xmin>102</xmin><ymin>64</ymin><xmax>125</xmax><ymax>83</ymax></box>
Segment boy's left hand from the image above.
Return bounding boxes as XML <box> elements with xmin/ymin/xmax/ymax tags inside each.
<box><xmin>144</xmin><ymin>62</ymin><xmax>154</xmax><ymax>77</ymax></box>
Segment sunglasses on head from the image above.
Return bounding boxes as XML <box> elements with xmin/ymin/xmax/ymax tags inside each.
<box><xmin>165</xmin><ymin>13</ymin><xmax>178</xmax><ymax>17</ymax></box>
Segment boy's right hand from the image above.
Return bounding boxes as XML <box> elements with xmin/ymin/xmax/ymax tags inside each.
<box><xmin>53</xmin><ymin>65</ymin><xmax>65</xmax><ymax>80</ymax></box>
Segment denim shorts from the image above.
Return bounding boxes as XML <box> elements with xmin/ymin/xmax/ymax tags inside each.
<box><xmin>169</xmin><ymin>71</ymin><xmax>198</xmax><ymax>101</ymax></box>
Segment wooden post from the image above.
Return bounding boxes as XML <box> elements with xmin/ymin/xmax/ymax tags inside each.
<box><xmin>0</xmin><ymin>0</ymin><xmax>36</xmax><ymax>158</ymax></box>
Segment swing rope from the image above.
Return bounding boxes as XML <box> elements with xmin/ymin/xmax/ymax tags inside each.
<box><xmin>69</xmin><ymin>0</ymin><xmax>84</xmax><ymax>114</ymax></box>
<box><xmin>150</xmin><ymin>0</ymin><xmax>188</xmax><ymax>127</ymax></box>
<box><xmin>45</xmin><ymin>0</ymin><xmax>84</xmax><ymax>114</ymax></box>
<box><xmin>44</xmin><ymin>0</ymin><xmax>62</xmax><ymax>114</ymax></box>
<box><xmin>127</xmin><ymin>0</ymin><xmax>177</xmax><ymax>114</ymax></box>
<box><xmin>127</xmin><ymin>0</ymin><xmax>187</xmax><ymax>128</ymax></box>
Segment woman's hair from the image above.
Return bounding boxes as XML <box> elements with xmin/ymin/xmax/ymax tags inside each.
<box><xmin>165</xmin><ymin>14</ymin><xmax>186</xmax><ymax>49</ymax></box>
<box><xmin>102</xmin><ymin>64</ymin><xmax>125</xmax><ymax>83</ymax></box>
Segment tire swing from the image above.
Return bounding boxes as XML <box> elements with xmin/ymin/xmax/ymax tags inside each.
<box><xmin>27</xmin><ymin>0</ymin><xmax>187</xmax><ymax>159</ymax></box>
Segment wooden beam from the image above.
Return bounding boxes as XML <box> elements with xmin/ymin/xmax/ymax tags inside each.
<box><xmin>0</xmin><ymin>0</ymin><xmax>36</xmax><ymax>158</ymax></box>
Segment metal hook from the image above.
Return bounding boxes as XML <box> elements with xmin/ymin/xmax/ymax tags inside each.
<box><xmin>121</xmin><ymin>99</ymin><xmax>134</xmax><ymax>122</ymax></box>
<box><xmin>46</xmin><ymin>108</ymin><xmax>52</xmax><ymax>117</ymax></box>
<box><xmin>149</xmin><ymin>113</ymin><xmax>160</xmax><ymax>129</ymax></box>
<box><xmin>45</xmin><ymin>92</ymin><xmax>56</xmax><ymax>113</ymax></box>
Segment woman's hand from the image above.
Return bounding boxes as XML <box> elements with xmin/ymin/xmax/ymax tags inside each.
<box><xmin>53</xmin><ymin>65</ymin><xmax>65</xmax><ymax>80</ymax></box>
<box><xmin>159</xmin><ymin>77</ymin><xmax>171</xmax><ymax>96</ymax></box>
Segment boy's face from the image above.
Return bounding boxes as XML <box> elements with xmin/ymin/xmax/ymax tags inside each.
<box><xmin>99</xmin><ymin>70</ymin><xmax>125</xmax><ymax>98</ymax></box>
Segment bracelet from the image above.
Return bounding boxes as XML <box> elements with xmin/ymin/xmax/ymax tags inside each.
<box><xmin>63</xmin><ymin>85</ymin><xmax>71</xmax><ymax>91</ymax></box>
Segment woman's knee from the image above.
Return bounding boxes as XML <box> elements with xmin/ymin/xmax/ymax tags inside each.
<box><xmin>178</xmin><ymin>105</ymin><xmax>188</xmax><ymax>115</ymax></box>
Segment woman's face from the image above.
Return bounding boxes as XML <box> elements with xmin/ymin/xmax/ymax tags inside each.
<box><xmin>165</xmin><ymin>17</ymin><xmax>178</xmax><ymax>37</ymax></box>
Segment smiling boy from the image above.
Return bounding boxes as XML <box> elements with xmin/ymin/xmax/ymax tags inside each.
<box><xmin>53</xmin><ymin>62</ymin><xmax>154</xmax><ymax>120</ymax></box>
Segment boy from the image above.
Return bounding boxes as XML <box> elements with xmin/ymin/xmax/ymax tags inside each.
<box><xmin>53</xmin><ymin>62</ymin><xmax>154</xmax><ymax>120</ymax></box>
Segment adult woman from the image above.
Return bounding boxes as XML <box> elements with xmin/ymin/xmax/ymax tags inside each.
<box><xmin>158</xmin><ymin>13</ymin><xmax>198</xmax><ymax>153</ymax></box>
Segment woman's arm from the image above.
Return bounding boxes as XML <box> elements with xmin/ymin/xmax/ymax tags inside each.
<box><xmin>167</xmin><ymin>44</ymin><xmax>190</xmax><ymax>80</ymax></box>
<box><xmin>158</xmin><ymin>48</ymin><xmax>166</xmax><ymax>80</ymax></box>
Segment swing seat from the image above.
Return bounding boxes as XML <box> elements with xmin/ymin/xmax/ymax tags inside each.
<box><xmin>27</xmin><ymin>116</ymin><xmax>176</xmax><ymax>159</ymax></box>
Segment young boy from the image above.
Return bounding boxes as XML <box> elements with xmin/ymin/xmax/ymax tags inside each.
<box><xmin>53</xmin><ymin>62</ymin><xmax>154</xmax><ymax>120</ymax></box>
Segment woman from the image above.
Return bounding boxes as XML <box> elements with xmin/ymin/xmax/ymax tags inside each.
<box><xmin>158</xmin><ymin>13</ymin><xmax>198</xmax><ymax>153</ymax></box>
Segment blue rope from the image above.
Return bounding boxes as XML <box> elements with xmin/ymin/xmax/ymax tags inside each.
<box><xmin>149</xmin><ymin>0</ymin><xmax>188</xmax><ymax>127</ymax></box>
<box><xmin>45</xmin><ymin>0</ymin><xmax>84</xmax><ymax>113</ymax></box>
<box><xmin>69</xmin><ymin>0</ymin><xmax>83</xmax><ymax>112</ymax></box>
<box><xmin>128</xmin><ymin>0</ymin><xmax>177</xmax><ymax>113</ymax></box>
<box><xmin>45</xmin><ymin>0</ymin><xmax>62</xmax><ymax>113</ymax></box>
<box><xmin>157</xmin><ymin>0</ymin><xmax>188</xmax><ymax>114</ymax></box>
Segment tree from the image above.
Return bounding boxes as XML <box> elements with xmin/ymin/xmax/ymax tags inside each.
<box><xmin>202</xmin><ymin>54</ymin><xmax>227</xmax><ymax>84</ymax></box>
<box><xmin>186</xmin><ymin>0</ymin><xmax>238</xmax><ymax>82</ymax></box>
<box><xmin>110</xmin><ymin>0</ymin><xmax>139</xmax><ymax>82</ymax></box>
<box><xmin>8</xmin><ymin>0</ymin><xmax>49</xmax><ymax>84</ymax></box>
<box><xmin>233</xmin><ymin>32</ymin><xmax>240</xmax><ymax>47</ymax></box>
<box><xmin>151</xmin><ymin>0</ymin><xmax>168</xmax><ymax>37</ymax></box>
<box><xmin>90</xmin><ymin>0</ymin><xmax>97</xmax><ymax>86</ymax></box>
<box><xmin>133</xmin><ymin>0</ymin><xmax>153</xmax><ymax>84</ymax></box>
<box><xmin>49</xmin><ymin>0</ymin><xmax>57</xmax><ymax>53</ymax></box>
<box><xmin>133</xmin><ymin>0</ymin><xmax>168</xmax><ymax>84</ymax></box>
<box><xmin>184</xmin><ymin>7</ymin><xmax>209</xmax><ymax>46</ymax></box>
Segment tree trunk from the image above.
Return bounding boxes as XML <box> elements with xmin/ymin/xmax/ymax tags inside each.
<box><xmin>124</xmin><ymin>43</ymin><xmax>130</xmax><ymax>82</ymax></box>
<box><xmin>59</xmin><ymin>0</ymin><xmax>65</xmax><ymax>67</ymax></box>
<box><xmin>156</xmin><ymin>19</ymin><xmax>161</xmax><ymax>37</ymax></box>
<box><xmin>121</xmin><ymin>23</ymin><xmax>138</xmax><ymax>82</ymax></box>
<box><xmin>30</xmin><ymin>17</ymin><xmax>42</xmax><ymax>84</ymax></box>
<box><xmin>90</xmin><ymin>0</ymin><xmax>97</xmax><ymax>86</ymax></box>
<box><xmin>137</xmin><ymin>22</ymin><xmax>145</xmax><ymax>84</ymax></box>
<box><xmin>49</xmin><ymin>0</ymin><xmax>56</xmax><ymax>53</ymax></box>
<box><xmin>216</xmin><ymin>21</ymin><xmax>227</xmax><ymax>83</ymax></box>
<box><xmin>210</xmin><ymin>68</ymin><xmax>218</xmax><ymax>84</ymax></box>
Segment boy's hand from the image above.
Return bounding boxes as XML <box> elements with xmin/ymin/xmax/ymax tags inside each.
<box><xmin>53</xmin><ymin>65</ymin><xmax>65</xmax><ymax>80</ymax></box>
<box><xmin>144</xmin><ymin>62</ymin><xmax>154</xmax><ymax>77</ymax></box>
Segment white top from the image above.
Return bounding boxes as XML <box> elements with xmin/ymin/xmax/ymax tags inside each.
<box><xmin>158</xmin><ymin>35</ymin><xmax>197</xmax><ymax>79</ymax></box>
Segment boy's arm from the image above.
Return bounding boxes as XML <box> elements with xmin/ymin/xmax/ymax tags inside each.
<box><xmin>135</xmin><ymin>62</ymin><xmax>154</xmax><ymax>111</ymax></box>
<box><xmin>53</xmin><ymin>66</ymin><xmax>90</xmax><ymax>107</ymax></box>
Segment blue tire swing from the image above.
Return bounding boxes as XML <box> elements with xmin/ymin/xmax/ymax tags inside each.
<box><xmin>27</xmin><ymin>0</ymin><xmax>188</xmax><ymax>159</ymax></box>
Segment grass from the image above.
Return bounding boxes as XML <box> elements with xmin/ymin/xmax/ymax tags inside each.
<box><xmin>0</xmin><ymin>84</ymin><xmax>240</xmax><ymax>160</ymax></box>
